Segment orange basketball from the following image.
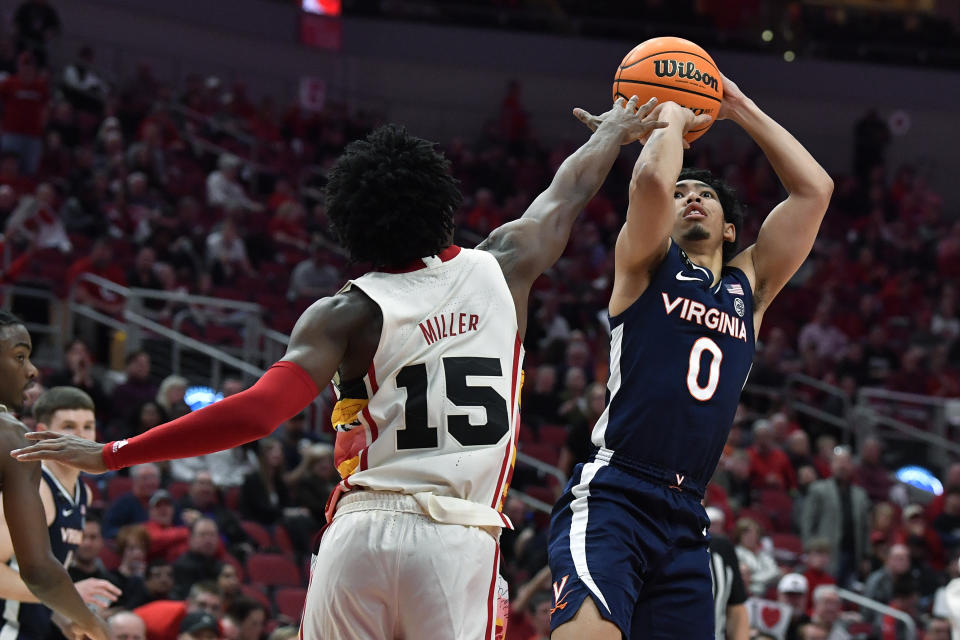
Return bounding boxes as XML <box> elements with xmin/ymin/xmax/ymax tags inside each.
<box><xmin>613</xmin><ymin>36</ymin><xmax>723</xmax><ymax>143</ymax></box>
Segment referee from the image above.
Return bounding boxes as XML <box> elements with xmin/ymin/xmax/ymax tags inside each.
<box><xmin>708</xmin><ymin>506</ymin><xmax>750</xmax><ymax>640</ymax></box>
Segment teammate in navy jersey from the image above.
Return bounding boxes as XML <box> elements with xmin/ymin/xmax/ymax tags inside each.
<box><xmin>0</xmin><ymin>386</ymin><xmax>120</xmax><ymax>639</ymax></box>
<box><xmin>0</xmin><ymin>312</ymin><xmax>108</xmax><ymax>640</ymax></box>
<box><xmin>549</xmin><ymin>75</ymin><xmax>833</xmax><ymax>639</ymax></box>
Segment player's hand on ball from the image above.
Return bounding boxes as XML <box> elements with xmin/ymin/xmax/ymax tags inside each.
<box><xmin>573</xmin><ymin>95</ymin><xmax>668</xmax><ymax>145</ymax></box>
<box><xmin>716</xmin><ymin>73</ymin><xmax>748</xmax><ymax>121</ymax></box>
<box><xmin>646</xmin><ymin>101</ymin><xmax>712</xmax><ymax>148</ymax></box>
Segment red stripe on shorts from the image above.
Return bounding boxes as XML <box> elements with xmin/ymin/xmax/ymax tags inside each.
<box><xmin>484</xmin><ymin>542</ymin><xmax>501</xmax><ymax>640</ymax></box>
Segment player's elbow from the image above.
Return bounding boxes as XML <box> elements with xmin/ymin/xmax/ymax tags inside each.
<box><xmin>19</xmin><ymin>559</ymin><xmax>58</xmax><ymax>595</ymax></box>
<box><xmin>630</xmin><ymin>162</ymin><xmax>673</xmax><ymax>199</ymax></box>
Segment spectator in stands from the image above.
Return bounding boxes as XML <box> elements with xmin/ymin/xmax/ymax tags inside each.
<box><xmin>269</xmin><ymin>201</ymin><xmax>309</xmax><ymax>255</ymax></box>
<box><xmin>801</xmin><ymin>538</ymin><xmax>836</xmax><ymax>616</ymax></box>
<box><xmin>899</xmin><ymin>503</ymin><xmax>946</xmax><ymax>573</ymax></box>
<box><xmin>748</xmin><ymin>418</ymin><xmax>796</xmax><ymax>490</ymax></box>
<box><xmin>715</xmin><ymin>449</ymin><xmax>753</xmax><ymax>512</ymax></box>
<box><xmin>864</xmin><ymin>543</ymin><xmax>911</xmax><ymax>611</ymax></box>
<box><xmin>206</xmin><ymin>217</ymin><xmax>256</xmax><ymax>285</ymax></box>
<box><xmin>107</xmin><ymin>610</ymin><xmax>147</xmax><ymax>640</ymax></box>
<box><xmin>523</xmin><ymin>590</ymin><xmax>552</xmax><ymax>640</ymax></box>
<box><xmin>707</xmin><ymin>511</ymin><xmax>749</xmax><ymax>640</ymax></box>
<box><xmin>286</xmin><ymin>239</ymin><xmax>340</xmax><ymax>301</ymax></box>
<box><xmin>796</xmin><ymin>623</ymin><xmax>828</xmax><ymax>640</ymax></box>
<box><xmin>869</xmin><ymin>502</ymin><xmax>899</xmax><ymax>570</ymax></box>
<box><xmin>798</xmin><ymin>303</ymin><xmax>848</xmax><ymax>362</ymax></box>
<box><xmin>557</xmin><ymin>382</ymin><xmax>605</xmax><ymax>476</ymax></box>
<box><xmin>777</xmin><ymin>573</ymin><xmax>811</xmax><ymax>640</ymax></box>
<box><xmin>855</xmin><ymin>436</ymin><xmax>892</xmax><ymax>503</ymax></box>
<box><xmin>176</xmin><ymin>471</ymin><xmax>249</xmax><ymax>556</ymax></box>
<box><xmin>104</xmin><ymin>463</ymin><xmax>161</xmax><ymax>537</ymax></box>
<box><xmin>808</xmin><ymin>585</ymin><xmax>850</xmax><ymax>640</ymax></box>
<box><xmin>142</xmin><ymin>560</ymin><xmax>174</xmax><ymax>603</ymax></box>
<box><xmin>69</xmin><ymin>518</ymin><xmax>113</xmax><ymax>583</ymax></box>
<box><xmin>45</xmin><ymin>338</ymin><xmax>110</xmax><ymax>418</ymax></box>
<box><xmin>110</xmin><ymin>352</ymin><xmax>159</xmax><ymax>434</ymax></box>
<box><xmin>155</xmin><ymin>375</ymin><xmax>189</xmax><ymax>421</ymax></box>
<box><xmin>127</xmin><ymin>246</ymin><xmax>164</xmax><ymax>294</ymax></box>
<box><xmin>878</xmin><ymin>576</ymin><xmax>920</xmax><ymax>640</ymax></box>
<box><xmin>289</xmin><ymin>442</ymin><xmax>337</xmax><ymax>526</ymax></box>
<box><xmin>734</xmin><ymin>517</ymin><xmax>781</xmax><ymax>597</ymax></box>
<box><xmin>224</xmin><ymin>597</ymin><xmax>267</xmax><ymax>640</ymax></box>
<box><xmin>862</xmin><ymin>325</ymin><xmax>899</xmax><ymax>386</ymax></box>
<box><xmin>0</xmin><ymin>51</ymin><xmax>49</xmax><ymax>174</ymax></box>
<box><xmin>216</xmin><ymin>563</ymin><xmax>241</xmax><ymax>613</ymax></box>
<box><xmin>934</xmin><ymin>488</ymin><xmax>960</xmax><ymax>555</ymax></box>
<box><xmin>521</xmin><ymin>364</ymin><xmax>560</xmax><ymax>427</ymax></box>
<box><xmin>171</xmin><ymin>518</ymin><xmax>223</xmax><ymax>599</ymax></box>
<box><xmin>11</xmin><ymin>0</ymin><xmax>59</xmax><ymax>66</ymax></box>
<box><xmin>4</xmin><ymin>188</ymin><xmax>71</xmax><ymax>252</ymax></box>
<box><xmin>61</xmin><ymin>46</ymin><xmax>108</xmax><ymax>117</ymax></box>
<box><xmin>108</xmin><ymin>525</ymin><xmax>150</xmax><ymax>610</ymax></box>
<box><xmin>926</xmin><ymin>616</ymin><xmax>951</xmax><ymax>640</ymax></box>
<box><xmin>178</xmin><ymin>611</ymin><xmax>220</xmax><ymax>640</ymax></box>
<box><xmin>801</xmin><ymin>446</ymin><xmax>871</xmax><ymax>587</ymax></box>
<box><xmin>206</xmin><ymin>154</ymin><xmax>262</xmax><ymax>213</ymax></box>
<box><xmin>143</xmin><ymin>490</ymin><xmax>190</xmax><ymax>562</ymax></box>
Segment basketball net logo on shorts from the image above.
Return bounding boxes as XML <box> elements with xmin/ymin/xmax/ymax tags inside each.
<box><xmin>550</xmin><ymin>575</ymin><xmax>570</xmax><ymax>616</ymax></box>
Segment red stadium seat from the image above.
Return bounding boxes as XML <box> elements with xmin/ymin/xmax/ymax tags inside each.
<box><xmin>759</xmin><ymin>489</ymin><xmax>795</xmax><ymax>533</ymax></box>
<box><xmin>520</xmin><ymin>443</ymin><xmax>560</xmax><ymax>467</ymax></box>
<box><xmin>107</xmin><ymin>476</ymin><xmax>133</xmax><ymax>502</ymax></box>
<box><xmin>246</xmin><ymin>553</ymin><xmax>302</xmax><ymax>588</ymax></box>
<box><xmin>538</xmin><ymin>424</ymin><xmax>568</xmax><ymax>448</ymax></box>
<box><xmin>240</xmin><ymin>520</ymin><xmax>272</xmax><ymax>549</ymax></box>
<box><xmin>770</xmin><ymin>533</ymin><xmax>804</xmax><ymax>566</ymax></box>
<box><xmin>167</xmin><ymin>482</ymin><xmax>190</xmax><ymax>501</ymax></box>
<box><xmin>224</xmin><ymin>487</ymin><xmax>240</xmax><ymax>511</ymax></box>
<box><xmin>273</xmin><ymin>525</ymin><xmax>295</xmax><ymax>555</ymax></box>
<box><xmin>241</xmin><ymin>584</ymin><xmax>272</xmax><ymax>610</ymax></box>
<box><xmin>274</xmin><ymin>587</ymin><xmax>307</xmax><ymax>620</ymax></box>
<box><xmin>736</xmin><ymin>507</ymin><xmax>774</xmax><ymax>534</ymax></box>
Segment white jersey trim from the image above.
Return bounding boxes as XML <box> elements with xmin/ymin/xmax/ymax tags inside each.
<box><xmin>591</xmin><ymin>323</ymin><xmax>623</xmax><ymax>449</ymax></box>
<box><xmin>568</xmin><ymin>456</ymin><xmax>612</xmax><ymax>614</ymax></box>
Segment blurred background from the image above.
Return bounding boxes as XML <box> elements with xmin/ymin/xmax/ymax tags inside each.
<box><xmin>0</xmin><ymin>1</ymin><xmax>959</xmax><ymax>639</ymax></box>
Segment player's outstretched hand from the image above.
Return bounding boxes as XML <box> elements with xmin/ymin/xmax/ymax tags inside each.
<box><xmin>75</xmin><ymin>578</ymin><xmax>122</xmax><ymax>610</ymax></box>
<box><xmin>10</xmin><ymin>432</ymin><xmax>109</xmax><ymax>474</ymax></box>
<box><xmin>573</xmin><ymin>95</ymin><xmax>668</xmax><ymax>145</ymax></box>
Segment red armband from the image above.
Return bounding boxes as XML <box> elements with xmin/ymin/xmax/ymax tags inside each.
<box><xmin>103</xmin><ymin>361</ymin><xmax>319</xmax><ymax>470</ymax></box>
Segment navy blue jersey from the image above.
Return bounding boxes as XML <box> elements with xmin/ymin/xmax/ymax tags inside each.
<box><xmin>1</xmin><ymin>468</ymin><xmax>87</xmax><ymax>639</ymax></box>
<box><xmin>593</xmin><ymin>241</ymin><xmax>755</xmax><ymax>487</ymax></box>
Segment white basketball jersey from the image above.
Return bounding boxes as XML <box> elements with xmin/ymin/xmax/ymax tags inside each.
<box><xmin>331</xmin><ymin>246</ymin><xmax>524</xmax><ymax>524</ymax></box>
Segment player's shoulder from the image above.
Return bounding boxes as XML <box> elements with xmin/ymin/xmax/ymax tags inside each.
<box><xmin>0</xmin><ymin>413</ymin><xmax>27</xmax><ymax>455</ymax></box>
<box><xmin>295</xmin><ymin>288</ymin><xmax>381</xmax><ymax>336</ymax></box>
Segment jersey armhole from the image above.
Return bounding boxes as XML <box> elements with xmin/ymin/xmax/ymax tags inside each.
<box><xmin>609</xmin><ymin>240</ymin><xmax>678</xmax><ymax>328</ymax></box>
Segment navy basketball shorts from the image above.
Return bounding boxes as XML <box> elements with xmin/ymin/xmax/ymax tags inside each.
<box><xmin>547</xmin><ymin>458</ymin><xmax>714</xmax><ymax>639</ymax></box>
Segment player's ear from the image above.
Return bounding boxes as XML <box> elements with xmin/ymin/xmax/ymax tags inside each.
<box><xmin>34</xmin><ymin>421</ymin><xmax>48</xmax><ymax>432</ymax></box>
<box><xmin>722</xmin><ymin>221</ymin><xmax>736</xmax><ymax>244</ymax></box>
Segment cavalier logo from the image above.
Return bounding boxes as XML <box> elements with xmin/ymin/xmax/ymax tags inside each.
<box><xmin>652</xmin><ymin>60</ymin><xmax>719</xmax><ymax>92</ymax></box>
<box><xmin>550</xmin><ymin>575</ymin><xmax>571</xmax><ymax>616</ymax></box>
<box><xmin>734</xmin><ymin>298</ymin><xmax>745</xmax><ymax>317</ymax></box>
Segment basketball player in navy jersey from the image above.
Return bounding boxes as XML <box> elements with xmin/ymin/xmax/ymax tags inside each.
<box><xmin>548</xmin><ymin>75</ymin><xmax>833</xmax><ymax>639</ymax></box>
<box><xmin>0</xmin><ymin>386</ymin><xmax>121</xmax><ymax>639</ymax></box>
<box><xmin>0</xmin><ymin>312</ymin><xmax>108</xmax><ymax>640</ymax></box>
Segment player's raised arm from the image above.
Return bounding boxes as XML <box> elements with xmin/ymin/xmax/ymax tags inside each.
<box><xmin>478</xmin><ymin>96</ymin><xmax>666</xmax><ymax>330</ymax></box>
<box><xmin>0</xmin><ymin>420</ymin><xmax>108</xmax><ymax>640</ymax></box>
<box><xmin>12</xmin><ymin>295</ymin><xmax>368</xmax><ymax>471</ymax></box>
<box><xmin>722</xmin><ymin>75</ymin><xmax>833</xmax><ymax>316</ymax></box>
<box><xmin>617</xmin><ymin>102</ymin><xmax>712</xmax><ymax>272</ymax></box>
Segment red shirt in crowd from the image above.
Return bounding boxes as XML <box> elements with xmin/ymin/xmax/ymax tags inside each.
<box><xmin>0</xmin><ymin>75</ymin><xmax>49</xmax><ymax>137</ymax></box>
<box><xmin>802</xmin><ymin>568</ymin><xmax>836</xmax><ymax>614</ymax></box>
<box><xmin>748</xmin><ymin>446</ymin><xmax>796</xmax><ymax>490</ymax></box>
<box><xmin>133</xmin><ymin>600</ymin><xmax>187</xmax><ymax>640</ymax></box>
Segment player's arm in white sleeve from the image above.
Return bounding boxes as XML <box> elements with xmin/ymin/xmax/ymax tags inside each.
<box><xmin>477</xmin><ymin>95</ymin><xmax>667</xmax><ymax>335</ymax></box>
<box><xmin>722</xmin><ymin>75</ymin><xmax>833</xmax><ymax>323</ymax></box>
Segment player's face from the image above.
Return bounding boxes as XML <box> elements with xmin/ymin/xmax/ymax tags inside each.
<box><xmin>45</xmin><ymin>409</ymin><xmax>97</xmax><ymax>442</ymax></box>
<box><xmin>0</xmin><ymin>324</ymin><xmax>38</xmax><ymax>412</ymax></box>
<box><xmin>672</xmin><ymin>180</ymin><xmax>733</xmax><ymax>253</ymax></box>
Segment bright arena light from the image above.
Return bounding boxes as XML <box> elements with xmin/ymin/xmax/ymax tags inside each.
<box><xmin>185</xmin><ymin>386</ymin><xmax>224</xmax><ymax>412</ymax></box>
<box><xmin>783</xmin><ymin>50</ymin><xmax>796</xmax><ymax>62</ymax></box>
<box><xmin>896</xmin><ymin>465</ymin><xmax>944</xmax><ymax>496</ymax></box>
<box><xmin>761</xmin><ymin>30</ymin><xmax>774</xmax><ymax>42</ymax></box>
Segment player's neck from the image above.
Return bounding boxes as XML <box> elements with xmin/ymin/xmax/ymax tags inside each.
<box><xmin>43</xmin><ymin>460</ymin><xmax>81</xmax><ymax>492</ymax></box>
<box><xmin>681</xmin><ymin>244</ymin><xmax>724</xmax><ymax>285</ymax></box>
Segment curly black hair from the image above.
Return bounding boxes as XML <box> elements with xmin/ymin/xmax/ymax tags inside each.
<box><xmin>324</xmin><ymin>124</ymin><xmax>462</xmax><ymax>269</ymax></box>
<box><xmin>678</xmin><ymin>167</ymin><xmax>745</xmax><ymax>263</ymax></box>
<box><xmin>0</xmin><ymin>310</ymin><xmax>23</xmax><ymax>331</ymax></box>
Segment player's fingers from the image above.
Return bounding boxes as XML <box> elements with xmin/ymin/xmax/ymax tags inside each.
<box><xmin>23</xmin><ymin>431</ymin><xmax>60</xmax><ymax>441</ymax></box>
<box><xmin>692</xmin><ymin>114</ymin><xmax>713</xmax><ymax>128</ymax></box>
<box><xmin>614</xmin><ymin>96</ymin><xmax>626</xmax><ymax>108</ymax></box>
<box><xmin>636</xmin><ymin>96</ymin><xmax>657</xmax><ymax>117</ymax></box>
<box><xmin>626</xmin><ymin>94</ymin><xmax>640</xmax><ymax>112</ymax></box>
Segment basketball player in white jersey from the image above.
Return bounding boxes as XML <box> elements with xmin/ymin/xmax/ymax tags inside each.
<box><xmin>12</xmin><ymin>96</ymin><xmax>671</xmax><ymax>639</ymax></box>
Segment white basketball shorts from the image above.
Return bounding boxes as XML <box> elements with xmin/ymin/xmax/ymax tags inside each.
<box><xmin>301</xmin><ymin>491</ymin><xmax>508</xmax><ymax>640</ymax></box>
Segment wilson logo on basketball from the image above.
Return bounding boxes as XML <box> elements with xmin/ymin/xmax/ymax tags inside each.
<box><xmin>652</xmin><ymin>60</ymin><xmax>719</xmax><ymax>91</ymax></box>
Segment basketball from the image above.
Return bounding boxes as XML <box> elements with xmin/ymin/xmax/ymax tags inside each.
<box><xmin>613</xmin><ymin>36</ymin><xmax>723</xmax><ymax>142</ymax></box>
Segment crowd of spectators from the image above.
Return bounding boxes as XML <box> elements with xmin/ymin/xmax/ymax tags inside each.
<box><xmin>1</xmin><ymin>1</ymin><xmax>960</xmax><ymax>639</ymax></box>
